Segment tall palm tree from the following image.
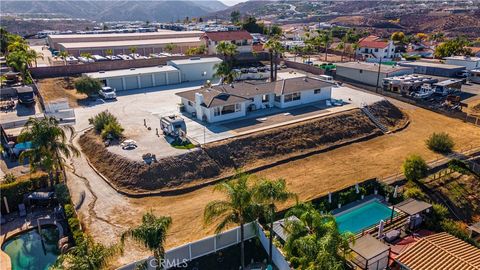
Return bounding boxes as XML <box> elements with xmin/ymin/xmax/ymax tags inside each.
<box><xmin>351</xmin><ymin>42</ymin><xmax>360</xmax><ymax>61</ymax></box>
<box><xmin>264</xmin><ymin>37</ymin><xmax>284</xmax><ymax>81</ymax></box>
<box><xmin>318</xmin><ymin>30</ymin><xmax>333</xmax><ymax>62</ymax></box>
<box><xmin>26</xmin><ymin>48</ymin><xmax>43</xmax><ymax>67</ymax></box>
<box><xmin>18</xmin><ymin>117</ymin><xmax>79</xmax><ymax>187</ymax></box>
<box><xmin>283</xmin><ymin>203</ymin><xmax>354</xmax><ymax>270</ymax></box>
<box><xmin>121</xmin><ymin>212</ymin><xmax>172</xmax><ymax>270</ymax></box>
<box><xmin>216</xmin><ymin>41</ymin><xmax>238</xmax><ymax>65</ymax></box>
<box><xmin>253</xmin><ymin>178</ymin><xmax>297</xmax><ymax>265</ymax></box>
<box><xmin>105</xmin><ymin>49</ymin><xmax>113</xmax><ymax>56</ymax></box>
<box><xmin>58</xmin><ymin>51</ymin><xmax>69</xmax><ymax>65</ymax></box>
<box><xmin>129</xmin><ymin>46</ymin><xmax>137</xmax><ymax>55</ymax></box>
<box><xmin>213</xmin><ymin>62</ymin><xmax>238</xmax><ymax>84</ymax></box>
<box><xmin>52</xmin><ymin>236</ymin><xmax>121</xmax><ymax>270</ymax></box>
<box><xmin>340</xmin><ymin>29</ymin><xmax>353</xmax><ymax>62</ymax></box>
<box><xmin>204</xmin><ymin>173</ymin><xmax>262</xmax><ymax>270</ymax></box>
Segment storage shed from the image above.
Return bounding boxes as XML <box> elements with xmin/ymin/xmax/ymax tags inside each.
<box><xmin>84</xmin><ymin>66</ymin><xmax>181</xmax><ymax>91</ymax></box>
<box><xmin>168</xmin><ymin>57</ymin><xmax>222</xmax><ymax>82</ymax></box>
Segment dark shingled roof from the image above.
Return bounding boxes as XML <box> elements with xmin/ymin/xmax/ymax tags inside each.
<box><xmin>175</xmin><ymin>77</ymin><xmax>334</xmax><ymax>108</ymax></box>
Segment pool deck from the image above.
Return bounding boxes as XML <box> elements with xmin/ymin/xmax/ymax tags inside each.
<box><xmin>0</xmin><ymin>210</ymin><xmax>63</xmax><ymax>270</ymax></box>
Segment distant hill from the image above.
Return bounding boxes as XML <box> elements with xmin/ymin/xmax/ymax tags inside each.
<box><xmin>1</xmin><ymin>0</ymin><xmax>228</xmax><ymax>22</ymax></box>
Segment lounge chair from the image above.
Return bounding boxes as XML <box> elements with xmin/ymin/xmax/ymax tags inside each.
<box><xmin>18</xmin><ymin>203</ymin><xmax>27</xmax><ymax>217</ymax></box>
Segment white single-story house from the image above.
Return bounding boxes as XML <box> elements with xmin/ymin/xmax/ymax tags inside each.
<box><xmin>336</xmin><ymin>62</ymin><xmax>414</xmax><ymax>87</ymax></box>
<box><xmin>444</xmin><ymin>56</ymin><xmax>480</xmax><ymax>71</ymax></box>
<box><xmin>84</xmin><ymin>57</ymin><xmax>222</xmax><ymax>91</ymax></box>
<box><xmin>176</xmin><ymin>77</ymin><xmax>334</xmax><ymax>123</ymax></box>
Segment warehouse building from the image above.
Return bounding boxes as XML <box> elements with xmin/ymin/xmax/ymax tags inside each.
<box><xmin>47</xmin><ymin>30</ymin><xmax>204</xmax><ymax>50</ymax></box>
<box><xmin>335</xmin><ymin>62</ymin><xmax>414</xmax><ymax>86</ymax></box>
<box><xmin>444</xmin><ymin>56</ymin><xmax>480</xmax><ymax>71</ymax></box>
<box><xmin>398</xmin><ymin>61</ymin><xmax>465</xmax><ymax>77</ymax></box>
<box><xmin>84</xmin><ymin>57</ymin><xmax>222</xmax><ymax>91</ymax></box>
<box><xmin>57</xmin><ymin>37</ymin><xmax>204</xmax><ymax>57</ymax></box>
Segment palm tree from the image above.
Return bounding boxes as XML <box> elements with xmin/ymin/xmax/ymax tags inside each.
<box><xmin>6</xmin><ymin>51</ymin><xmax>29</xmax><ymax>82</ymax></box>
<box><xmin>213</xmin><ymin>62</ymin><xmax>238</xmax><ymax>84</ymax></box>
<box><xmin>129</xmin><ymin>46</ymin><xmax>137</xmax><ymax>55</ymax></box>
<box><xmin>351</xmin><ymin>42</ymin><xmax>360</xmax><ymax>61</ymax></box>
<box><xmin>105</xmin><ymin>49</ymin><xmax>113</xmax><ymax>56</ymax></box>
<box><xmin>58</xmin><ymin>51</ymin><xmax>69</xmax><ymax>65</ymax></box>
<box><xmin>121</xmin><ymin>212</ymin><xmax>172</xmax><ymax>270</ymax></box>
<box><xmin>18</xmin><ymin>117</ymin><xmax>79</xmax><ymax>187</ymax></box>
<box><xmin>264</xmin><ymin>37</ymin><xmax>284</xmax><ymax>81</ymax></box>
<box><xmin>52</xmin><ymin>236</ymin><xmax>121</xmax><ymax>270</ymax></box>
<box><xmin>26</xmin><ymin>48</ymin><xmax>43</xmax><ymax>67</ymax></box>
<box><xmin>253</xmin><ymin>178</ymin><xmax>297</xmax><ymax>265</ymax></box>
<box><xmin>204</xmin><ymin>173</ymin><xmax>262</xmax><ymax>270</ymax></box>
<box><xmin>216</xmin><ymin>41</ymin><xmax>238</xmax><ymax>63</ymax></box>
<box><xmin>339</xmin><ymin>29</ymin><xmax>353</xmax><ymax>62</ymax></box>
<box><xmin>318</xmin><ymin>30</ymin><xmax>333</xmax><ymax>62</ymax></box>
<box><xmin>283</xmin><ymin>203</ymin><xmax>354</xmax><ymax>270</ymax></box>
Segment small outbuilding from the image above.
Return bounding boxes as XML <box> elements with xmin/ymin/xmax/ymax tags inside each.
<box><xmin>349</xmin><ymin>234</ymin><xmax>390</xmax><ymax>270</ymax></box>
<box><xmin>167</xmin><ymin>57</ymin><xmax>222</xmax><ymax>82</ymax></box>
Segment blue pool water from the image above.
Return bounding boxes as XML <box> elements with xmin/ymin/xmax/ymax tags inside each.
<box><xmin>335</xmin><ymin>200</ymin><xmax>394</xmax><ymax>234</ymax></box>
<box><xmin>1</xmin><ymin>225</ymin><xmax>60</xmax><ymax>270</ymax></box>
<box><xmin>14</xmin><ymin>141</ymin><xmax>33</xmax><ymax>150</ymax></box>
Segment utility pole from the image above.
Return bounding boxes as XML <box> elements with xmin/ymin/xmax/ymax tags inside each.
<box><xmin>375</xmin><ymin>57</ymin><xmax>383</xmax><ymax>93</ymax></box>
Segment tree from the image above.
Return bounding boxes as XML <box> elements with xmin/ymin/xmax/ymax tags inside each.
<box><xmin>391</xmin><ymin>31</ymin><xmax>406</xmax><ymax>43</ymax></box>
<box><xmin>216</xmin><ymin>41</ymin><xmax>238</xmax><ymax>61</ymax></box>
<box><xmin>416</xmin><ymin>33</ymin><xmax>428</xmax><ymax>41</ymax></box>
<box><xmin>265</xmin><ymin>25</ymin><xmax>283</xmax><ymax>37</ymax></box>
<box><xmin>6</xmin><ymin>51</ymin><xmax>29</xmax><ymax>83</ymax></box>
<box><xmin>80</xmin><ymin>52</ymin><xmax>92</xmax><ymax>59</ymax></box>
<box><xmin>283</xmin><ymin>203</ymin><xmax>353</xmax><ymax>269</ymax></box>
<box><xmin>402</xmin><ymin>154</ymin><xmax>428</xmax><ymax>182</ymax></box>
<box><xmin>264</xmin><ymin>37</ymin><xmax>283</xmax><ymax>81</ymax></box>
<box><xmin>213</xmin><ymin>62</ymin><xmax>238</xmax><ymax>84</ymax></box>
<box><xmin>105</xmin><ymin>49</ymin><xmax>113</xmax><ymax>56</ymax></box>
<box><xmin>18</xmin><ymin>117</ymin><xmax>79</xmax><ymax>187</ymax></box>
<box><xmin>429</xmin><ymin>32</ymin><xmax>445</xmax><ymax>43</ymax></box>
<box><xmin>317</xmin><ymin>30</ymin><xmax>333</xmax><ymax>61</ymax></box>
<box><xmin>165</xmin><ymin>43</ymin><xmax>176</xmax><ymax>54</ymax></box>
<box><xmin>53</xmin><ymin>236</ymin><xmax>120</xmax><ymax>270</ymax></box>
<box><xmin>75</xmin><ymin>76</ymin><xmax>102</xmax><ymax>97</ymax></box>
<box><xmin>26</xmin><ymin>48</ymin><xmax>43</xmax><ymax>67</ymax></box>
<box><xmin>88</xmin><ymin>111</ymin><xmax>124</xmax><ymax>140</ymax></box>
<box><xmin>231</xmin><ymin>11</ymin><xmax>241</xmax><ymax>24</ymax></box>
<box><xmin>426</xmin><ymin>132</ymin><xmax>455</xmax><ymax>154</ymax></box>
<box><xmin>254</xmin><ymin>178</ymin><xmax>296</xmax><ymax>265</ymax></box>
<box><xmin>129</xmin><ymin>46</ymin><xmax>137</xmax><ymax>54</ymax></box>
<box><xmin>434</xmin><ymin>37</ymin><xmax>472</xmax><ymax>58</ymax></box>
<box><xmin>242</xmin><ymin>16</ymin><xmax>264</xmax><ymax>34</ymax></box>
<box><xmin>121</xmin><ymin>212</ymin><xmax>172</xmax><ymax>270</ymax></box>
<box><xmin>58</xmin><ymin>51</ymin><xmax>69</xmax><ymax>65</ymax></box>
<box><xmin>204</xmin><ymin>173</ymin><xmax>262</xmax><ymax>270</ymax></box>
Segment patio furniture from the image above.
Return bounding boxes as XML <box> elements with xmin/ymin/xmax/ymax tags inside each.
<box><xmin>18</xmin><ymin>203</ymin><xmax>27</xmax><ymax>217</ymax></box>
<box><xmin>385</xmin><ymin>229</ymin><xmax>401</xmax><ymax>243</ymax></box>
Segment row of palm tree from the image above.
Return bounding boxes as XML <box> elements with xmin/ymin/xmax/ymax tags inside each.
<box><xmin>264</xmin><ymin>37</ymin><xmax>284</xmax><ymax>81</ymax></box>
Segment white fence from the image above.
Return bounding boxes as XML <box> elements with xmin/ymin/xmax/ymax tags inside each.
<box><xmin>118</xmin><ymin>222</ymin><xmax>259</xmax><ymax>270</ymax></box>
<box><xmin>256</xmin><ymin>224</ymin><xmax>291</xmax><ymax>270</ymax></box>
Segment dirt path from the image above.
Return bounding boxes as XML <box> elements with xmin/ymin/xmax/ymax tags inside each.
<box><xmin>66</xmin><ymin>97</ymin><xmax>480</xmax><ymax>267</ymax></box>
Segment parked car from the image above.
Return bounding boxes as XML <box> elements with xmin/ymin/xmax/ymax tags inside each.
<box><xmin>304</xmin><ymin>60</ymin><xmax>313</xmax><ymax>65</ymax></box>
<box><xmin>15</xmin><ymin>86</ymin><xmax>35</xmax><ymax>105</ymax></box>
<box><xmin>456</xmin><ymin>70</ymin><xmax>471</xmax><ymax>78</ymax></box>
<box><xmin>105</xmin><ymin>55</ymin><xmax>121</xmax><ymax>60</ymax></box>
<box><xmin>99</xmin><ymin>86</ymin><xmax>117</xmax><ymax>99</ymax></box>
<box><xmin>78</xmin><ymin>56</ymin><xmax>94</xmax><ymax>63</ymax></box>
<box><xmin>117</xmin><ymin>54</ymin><xmax>132</xmax><ymax>60</ymax></box>
<box><xmin>91</xmin><ymin>55</ymin><xmax>107</xmax><ymax>61</ymax></box>
<box><xmin>248</xmin><ymin>67</ymin><xmax>258</xmax><ymax>73</ymax></box>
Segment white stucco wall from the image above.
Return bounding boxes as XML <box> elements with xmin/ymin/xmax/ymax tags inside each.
<box><xmin>206</xmin><ymin>102</ymin><xmax>247</xmax><ymax>123</ymax></box>
<box><xmin>279</xmin><ymin>87</ymin><xmax>332</xmax><ymax>108</ymax></box>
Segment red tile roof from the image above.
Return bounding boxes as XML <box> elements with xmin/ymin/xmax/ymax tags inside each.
<box><xmin>359</xmin><ymin>35</ymin><xmax>389</xmax><ymax>49</ymax></box>
<box><xmin>395</xmin><ymin>232</ymin><xmax>480</xmax><ymax>270</ymax></box>
<box><xmin>202</xmin><ymin>30</ymin><xmax>253</xmax><ymax>42</ymax></box>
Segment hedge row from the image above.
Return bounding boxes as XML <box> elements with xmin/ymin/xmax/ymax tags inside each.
<box><xmin>64</xmin><ymin>203</ymin><xmax>84</xmax><ymax>244</ymax></box>
<box><xmin>0</xmin><ymin>173</ymin><xmax>49</xmax><ymax>213</ymax></box>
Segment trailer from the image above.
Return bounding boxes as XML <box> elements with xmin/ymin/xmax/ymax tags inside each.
<box><xmin>160</xmin><ymin>115</ymin><xmax>186</xmax><ymax>138</ymax></box>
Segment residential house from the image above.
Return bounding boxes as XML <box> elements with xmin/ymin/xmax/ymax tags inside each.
<box><xmin>201</xmin><ymin>30</ymin><xmax>253</xmax><ymax>55</ymax></box>
<box><xmin>176</xmin><ymin>77</ymin><xmax>334</xmax><ymax>123</ymax></box>
<box><xmin>356</xmin><ymin>36</ymin><xmax>397</xmax><ymax>61</ymax></box>
<box><xmin>393</xmin><ymin>232</ymin><xmax>480</xmax><ymax>270</ymax></box>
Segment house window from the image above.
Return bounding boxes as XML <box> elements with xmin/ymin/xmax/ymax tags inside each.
<box><xmin>374</xmin><ymin>48</ymin><xmax>378</xmax><ymax>52</ymax></box>
<box><xmin>214</xmin><ymin>107</ymin><xmax>220</xmax><ymax>116</ymax></box>
<box><xmin>262</xmin><ymin>94</ymin><xmax>269</xmax><ymax>102</ymax></box>
<box><xmin>274</xmin><ymin>95</ymin><xmax>281</xmax><ymax>102</ymax></box>
<box><xmin>314</xmin><ymin>89</ymin><xmax>321</xmax><ymax>94</ymax></box>
<box><xmin>215</xmin><ymin>103</ymin><xmax>241</xmax><ymax>116</ymax></box>
<box><xmin>384</xmin><ymin>49</ymin><xmax>388</xmax><ymax>53</ymax></box>
<box><xmin>284</xmin><ymin>92</ymin><xmax>301</xmax><ymax>102</ymax></box>
<box><xmin>359</xmin><ymin>70</ymin><xmax>363</xmax><ymax>73</ymax></box>
<box><xmin>187</xmin><ymin>101</ymin><xmax>193</xmax><ymax>106</ymax></box>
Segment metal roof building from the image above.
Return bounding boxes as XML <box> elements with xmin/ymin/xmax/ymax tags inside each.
<box><xmin>398</xmin><ymin>61</ymin><xmax>465</xmax><ymax>77</ymax></box>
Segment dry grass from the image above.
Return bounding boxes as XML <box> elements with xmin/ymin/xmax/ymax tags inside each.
<box><xmin>38</xmin><ymin>77</ymin><xmax>87</xmax><ymax>108</ymax></box>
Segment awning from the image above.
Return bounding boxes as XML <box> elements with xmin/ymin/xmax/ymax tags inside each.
<box><xmin>394</xmin><ymin>198</ymin><xmax>432</xmax><ymax>216</ymax></box>
<box><xmin>469</xmin><ymin>221</ymin><xmax>480</xmax><ymax>234</ymax></box>
<box><xmin>272</xmin><ymin>216</ymin><xmax>300</xmax><ymax>242</ymax></box>
<box><xmin>350</xmin><ymin>234</ymin><xmax>390</xmax><ymax>261</ymax></box>
<box><xmin>28</xmin><ymin>191</ymin><xmax>54</xmax><ymax>200</ymax></box>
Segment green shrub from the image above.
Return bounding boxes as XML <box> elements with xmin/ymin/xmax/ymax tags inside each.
<box><xmin>426</xmin><ymin>132</ymin><xmax>455</xmax><ymax>154</ymax></box>
<box><xmin>100</xmin><ymin>121</ymin><xmax>124</xmax><ymax>140</ymax></box>
<box><xmin>0</xmin><ymin>174</ymin><xmax>49</xmax><ymax>212</ymax></box>
<box><xmin>64</xmin><ymin>203</ymin><xmax>85</xmax><ymax>244</ymax></box>
<box><xmin>403</xmin><ymin>154</ymin><xmax>428</xmax><ymax>181</ymax></box>
<box><xmin>403</xmin><ymin>185</ymin><xmax>427</xmax><ymax>201</ymax></box>
<box><xmin>55</xmin><ymin>184</ymin><xmax>71</xmax><ymax>205</ymax></box>
<box><xmin>89</xmin><ymin>111</ymin><xmax>124</xmax><ymax>140</ymax></box>
<box><xmin>2</xmin><ymin>173</ymin><xmax>16</xmax><ymax>184</ymax></box>
<box><xmin>74</xmin><ymin>76</ymin><xmax>102</xmax><ymax>96</ymax></box>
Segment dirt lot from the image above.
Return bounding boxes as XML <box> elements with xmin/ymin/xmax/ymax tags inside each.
<box><xmin>67</xmin><ymin>98</ymin><xmax>480</xmax><ymax>267</ymax></box>
<box><xmin>37</xmin><ymin>77</ymin><xmax>87</xmax><ymax>108</ymax></box>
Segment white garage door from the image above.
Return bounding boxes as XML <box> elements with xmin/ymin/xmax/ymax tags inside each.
<box><xmin>125</xmin><ymin>76</ymin><xmax>138</xmax><ymax>90</ymax></box>
<box><xmin>108</xmin><ymin>78</ymin><xmax>124</xmax><ymax>91</ymax></box>
<box><xmin>155</xmin><ymin>73</ymin><xmax>166</xmax><ymax>86</ymax></box>
<box><xmin>140</xmin><ymin>75</ymin><xmax>153</xmax><ymax>88</ymax></box>
<box><xmin>168</xmin><ymin>72</ymin><xmax>180</xmax><ymax>84</ymax></box>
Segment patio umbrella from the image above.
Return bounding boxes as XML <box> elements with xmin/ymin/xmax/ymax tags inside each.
<box><xmin>393</xmin><ymin>185</ymin><xmax>398</xmax><ymax>198</ymax></box>
<box><xmin>328</xmin><ymin>192</ymin><xmax>332</xmax><ymax>203</ymax></box>
<box><xmin>378</xmin><ymin>219</ymin><xmax>385</xmax><ymax>238</ymax></box>
<box><xmin>355</xmin><ymin>183</ymin><xmax>359</xmax><ymax>194</ymax></box>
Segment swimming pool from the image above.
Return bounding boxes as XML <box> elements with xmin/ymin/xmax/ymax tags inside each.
<box><xmin>335</xmin><ymin>200</ymin><xmax>394</xmax><ymax>234</ymax></box>
<box><xmin>2</xmin><ymin>225</ymin><xmax>60</xmax><ymax>270</ymax></box>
